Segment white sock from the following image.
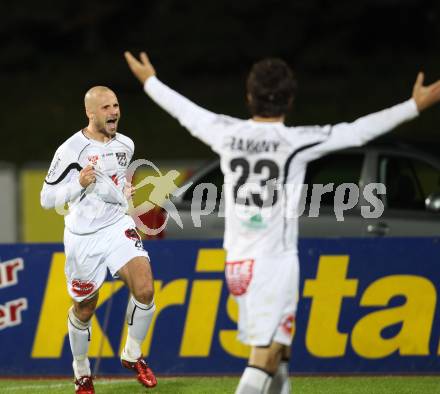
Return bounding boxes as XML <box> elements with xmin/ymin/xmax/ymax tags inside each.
<box><xmin>123</xmin><ymin>334</ymin><xmax>143</xmax><ymax>362</ymax></box>
<box><xmin>68</xmin><ymin>307</ymin><xmax>91</xmax><ymax>379</ymax></box>
<box><xmin>235</xmin><ymin>366</ymin><xmax>272</xmax><ymax>394</ymax></box>
<box><xmin>73</xmin><ymin>356</ymin><xmax>91</xmax><ymax>381</ymax></box>
<box><xmin>268</xmin><ymin>360</ymin><xmax>291</xmax><ymax>394</ymax></box>
<box><xmin>122</xmin><ymin>297</ymin><xmax>155</xmax><ymax>362</ymax></box>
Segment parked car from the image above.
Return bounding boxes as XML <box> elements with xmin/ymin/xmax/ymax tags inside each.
<box><xmin>161</xmin><ymin>144</ymin><xmax>440</xmax><ymax>238</ymax></box>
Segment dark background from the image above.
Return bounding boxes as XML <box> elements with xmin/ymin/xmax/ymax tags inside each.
<box><xmin>2</xmin><ymin>0</ymin><xmax>440</xmax><ymax>165</ymax></box>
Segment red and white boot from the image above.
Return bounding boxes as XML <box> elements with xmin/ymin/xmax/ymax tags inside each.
<box><xmin>122</xmin><ymin>357</ymin><xmax>157</xmax><ymax>388</ymax></box>
<box><xmin>74</xmin><ymin>376</ymin><xmax>95</xmax><ymax>394</ymax></box>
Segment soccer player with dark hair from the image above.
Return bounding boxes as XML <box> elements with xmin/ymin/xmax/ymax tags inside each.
<box><xmin>41</xmin><ymin>86</ymin><xmax>157</xmax><ymax>393</ymax></box>
<box><xmin>246</xmin><ymin>58</ymin><xmax>297</xmax><ymax>118</ymax></box>
<box><xmin>125</xmin><ymin>51</ymin><xmax>440</xmax><ymax>394</ymax></box>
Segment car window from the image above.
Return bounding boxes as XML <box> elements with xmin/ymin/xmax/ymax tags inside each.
<box><xmin>379</xmin><ymin>155</ymin><xmax>440</xmax><ymax>210</ymax></box>
<box><xmin>182</xmin><ymin>164</ymin><xmax>223</xmax><ymax>203</ymax></box>
<box><xmin>304</xmin><ymin>153</ymin><xmax>364</xmax><ymax>206</ymax></box>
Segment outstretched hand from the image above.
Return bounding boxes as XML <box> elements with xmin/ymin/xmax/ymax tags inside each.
<box><xmin>124</xmin><ymin>51</ymin><xmax>156</xmax><ymax>85</ymax></box>
<box><xmin>412</xmin><ymin>72</ymin><xmax>440</xmax><ymax>112</ymax></box>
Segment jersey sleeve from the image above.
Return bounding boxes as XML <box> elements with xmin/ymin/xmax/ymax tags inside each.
<box><xmin>115</xmin><ymin>133</ymin><xmax>135</xmax><ymax>160</ymax></box>
<box><xmin>296</xmin><ymin>99</ymin><xmax>419</xmax><ymax>163</ymax></box>
<box><xmin>40</xmin><ymin>144</ymin><xmax>84</xmax><ymax>209</ymax></box>
<box><xmin>144</xmin><ymin>76</ymin><xmax>224</xmax><ymax>151</ymax></box>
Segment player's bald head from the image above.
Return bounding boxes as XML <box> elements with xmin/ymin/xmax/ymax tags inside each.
<box><xmin>84</xmin><ymin>86</ymin><xmax>120</xmax><ymax>136</ymax></box>
<box><xmin>84</xmin><ymin>86</ymin><xmax>117</xmax><ymax>111</ymax></box>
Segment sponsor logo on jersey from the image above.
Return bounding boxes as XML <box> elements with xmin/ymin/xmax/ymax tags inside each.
<box><xmin>71</xmin><ymin>279</ymin><xmax>96</xmax><ymax>296</ymax></box>
<box><xmin>88</xmin><ymin>155</ymin><xmax>99</xmax><ymax>165</ymax></box>
<box><xmin>242</xmin><ymin>213</ymin><xmax>267</xmax><ymax>229</ymax></box>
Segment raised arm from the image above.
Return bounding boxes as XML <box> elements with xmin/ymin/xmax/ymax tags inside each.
<box><xmin>298</xmin><ymin>72</ymin><xmax>440</xmax><ymax>162</ymax></box>
<box><xmin>124</xmin><ymin>51</ymin><xmax>221</xmax><ymax>148</ymax></box>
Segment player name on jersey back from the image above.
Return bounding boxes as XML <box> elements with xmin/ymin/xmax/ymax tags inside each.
<box><xmin>225</xmin><ymin>136</ymin><xmax>281</xmax><ymax>154</ymax></box>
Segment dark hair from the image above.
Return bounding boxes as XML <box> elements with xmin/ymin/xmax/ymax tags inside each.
<box><xmin>246</xmin><ymin>58</ymin><xmax>296</xmax><ymax>118</ymax></box>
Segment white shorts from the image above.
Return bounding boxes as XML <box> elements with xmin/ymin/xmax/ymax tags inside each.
<box><xmin>225</xmin><ymin>250</ymin><xmax>299</xmax><ymax>347</ymax></box>
<box><xmin>64</xmin><ymin>215</ymin><xmax>149</xmax><ymax>302</ymax></box>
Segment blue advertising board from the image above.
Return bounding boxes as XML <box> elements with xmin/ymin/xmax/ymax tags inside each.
<box><xmin>0</xmin><ymin>238</ymin><xmax>440</xmax><ymax>375</ymax></box>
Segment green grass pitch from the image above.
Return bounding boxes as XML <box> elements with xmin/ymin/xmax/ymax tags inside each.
<box><xmin>1</xmin><ymin>376</ymin><xmax>440</xmax><ymax>393</ymax></box>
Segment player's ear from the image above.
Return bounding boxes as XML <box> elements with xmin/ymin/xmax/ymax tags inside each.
<box><xmin>85</xmin><ymin>108</ymin><xmax>93</xmax><ymax>120</ymax></box>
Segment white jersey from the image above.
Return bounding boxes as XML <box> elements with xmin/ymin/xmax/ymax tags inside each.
<box><xmin>41</xmin><ymin>131</ymin><xmax>134</xmax><ymax>235</ymax></box>
<box><xmin>144</xmin><ymin>76</ymin><xmax>419</xmax><ymax>260</ymax></box>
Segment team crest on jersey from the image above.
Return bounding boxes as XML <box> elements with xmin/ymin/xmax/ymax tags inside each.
<box><xmin>225</xmin><ymin>259</ymin><xmax>254</xmax><ymax>296</ymax></box>
<box><xmin>116</xmin><ymin>152</ymin><xmax>127</xmax><ymax>166</ymax></box>
<box><xmin>125</xmin><ymin>228</ymin><xmax>144</xmax><ymax>250</ymax></box>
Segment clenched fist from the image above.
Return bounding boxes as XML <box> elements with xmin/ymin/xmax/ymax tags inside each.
<box><xmin>79</xmin><ymin>165</ymin><xmax>96</xmax><ymax>188</ymax></box>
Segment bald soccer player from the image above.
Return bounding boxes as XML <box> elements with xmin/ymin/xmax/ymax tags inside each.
<box><xmin>41</xmin><ymin>86</ymin><xmax>157</xmax><ymax>393</ymax></box>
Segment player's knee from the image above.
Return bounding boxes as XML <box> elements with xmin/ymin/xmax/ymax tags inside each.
<box><xmin>132</xmin><ymin>284</ymin><xmax>154</xmax><ymax>305</ymax></box>
<box><xmin>265</xmin><ymin>354</ymin><xmax>280</xmax><ymax>374</ymax></box>
<box><xmin>74</xmin><ymin>308</ymin><xmax>93</xmax><ymax>323</ymax></box>
<box><xmin>255</xmin><ymin>355</ymin><xmax>278</xmax><ymax>374</ymax></box>
<box><xmin>253</xmin><ymin>346</ymin><xmax>282</xmax><ymax>374</ymax></box>
<box><xmin>74</xmin><ymin>302</ymin><xmax>97</xmax><ymax>322</ymax></box>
